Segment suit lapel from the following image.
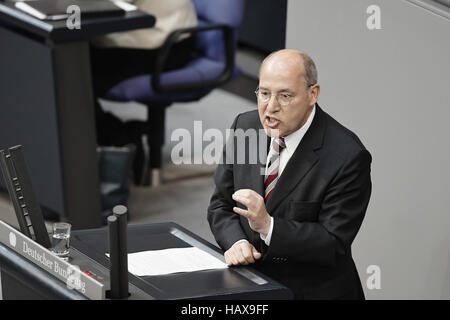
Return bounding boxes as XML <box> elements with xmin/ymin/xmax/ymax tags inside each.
<box><xmin>244</xmin><ymin>123</ymin><xmax>269</xmax><ymax>248</ymax></box>
<box><xmin>265</xmin><ymin>104</ymin><xmax>326</xmax><ymax>213</ymax></box>
<box><xmin>249</xmin><ymin>130</ymin><xmax>270</xmax><ymax>198</ymax></box>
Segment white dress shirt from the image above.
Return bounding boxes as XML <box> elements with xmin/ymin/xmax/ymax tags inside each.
<box><xmin>233</xmin><ymin>106</ymin><xmax>316</xmax><ymax>248</ymax></box>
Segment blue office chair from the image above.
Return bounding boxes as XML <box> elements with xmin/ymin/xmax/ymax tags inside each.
<box><xmin>102</xmin><ymin>0</ymin><xmax>246</xmax><ymax>186</ymax></box>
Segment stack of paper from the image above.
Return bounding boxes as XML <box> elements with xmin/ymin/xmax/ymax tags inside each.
<box><xmin>112</xmin><ymin>247</ymin><xmax>228</xmax><ymax>276</ymax></box>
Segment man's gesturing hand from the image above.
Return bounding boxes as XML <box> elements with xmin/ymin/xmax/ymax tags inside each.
<box><xmin>224</xmin><ymin>241</ymin><xmax>262</xmax><ymax>266</ymax></box>
<box><xmin>232</xmin><ymin>189</ymin><xmax>271</xmax><ymax>237</ymax></box>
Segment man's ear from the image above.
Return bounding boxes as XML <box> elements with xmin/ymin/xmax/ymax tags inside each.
<box><xmin>309</xmin><ymin>84</ymin><xmax>320</xmax><ymax>106</ymax></box>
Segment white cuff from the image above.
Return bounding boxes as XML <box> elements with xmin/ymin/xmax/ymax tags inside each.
<box><xmin>260</xmin><ymin>217</ymin><xmax>274</xmax><ymax>246</ymax></box>
<box><xmin>231</xmin><ymin>239</ymin><xmax>249</xmax><ymax>247</ymax></box>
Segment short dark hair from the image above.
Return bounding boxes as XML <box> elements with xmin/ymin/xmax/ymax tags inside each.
<box><xmin>299</xmin><ymin>52</ymin><xmax>318</xmax><ymax>87</ymax></box>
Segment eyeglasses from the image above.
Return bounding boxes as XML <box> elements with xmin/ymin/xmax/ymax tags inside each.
<box><xmin>254</xmin><ymin>88</ymin><xmax>294</xmax><ymax>106</ymax></box>
<box><xmin>255</xmin><ymin>85</ymin><xmax>315</xmax><ymax>106</ymax></box>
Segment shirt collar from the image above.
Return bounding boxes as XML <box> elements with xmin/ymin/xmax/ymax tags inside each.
<box><xmin>282</xmin><ymin>105</ymin><xmax>316</xmax><ymax>153</ymax></box>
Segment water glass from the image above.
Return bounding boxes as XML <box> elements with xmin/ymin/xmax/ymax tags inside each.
<box><xmin>51</xmin><ymin>222</ymin><xmax>71</xmax><ymax>261</ymax></box>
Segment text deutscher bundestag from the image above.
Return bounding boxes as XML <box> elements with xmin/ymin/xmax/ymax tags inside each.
<box><xmin>22</xmin><ymin>240</ymin><xmax>86</xmax><ymax>293</ymax></box>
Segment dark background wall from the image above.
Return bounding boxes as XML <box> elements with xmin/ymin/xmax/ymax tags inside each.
<box><xmin>238</xmin><ymin>0</ymin><xmax>287</xmax><ymax>53</ymax></box>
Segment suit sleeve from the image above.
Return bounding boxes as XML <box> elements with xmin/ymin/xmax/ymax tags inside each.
<box><xmin>264</xmin><ymin>149</ymin><xmax>372</xmax><ymax>267</ymax></box>
<box><xmin>207</xmin><ymin>114</ymin><xmax>248</xmax><ymax>251</ymax></box>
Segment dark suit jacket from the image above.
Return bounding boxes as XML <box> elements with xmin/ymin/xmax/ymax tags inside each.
<box><xmin>207</xmin><ymin>104</ymin><xmax>372</xmax><ymax>299</ymax></box>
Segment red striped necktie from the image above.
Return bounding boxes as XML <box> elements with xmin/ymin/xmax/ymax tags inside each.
<box><xmin>264</xmin><ymin>137</ymin><xmax>286</xmax><ymax>202</ymax></box>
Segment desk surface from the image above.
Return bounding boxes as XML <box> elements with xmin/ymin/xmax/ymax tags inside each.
<box><xmin>71</xmin><ymin>222</ymin><xmax>293</xmax><ymax>300</ymax></box>
<box><xmin>0</xmin><ymin>1</ymin><xmax>155</xmax><ymax>42</ymax></box>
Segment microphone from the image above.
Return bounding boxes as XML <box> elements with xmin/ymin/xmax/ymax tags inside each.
<box><xmin>107</xmin><ymin>205</ymin><xmax>129</xmax><ymax>299</ymax></box>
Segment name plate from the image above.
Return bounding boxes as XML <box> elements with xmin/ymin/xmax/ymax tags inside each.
<box><xmin>0</xmin><ymin>220</ymin><xmax>104</xmax><ymax>300</ymax></box>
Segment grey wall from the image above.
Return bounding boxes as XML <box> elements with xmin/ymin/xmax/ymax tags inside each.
<box><xmin>286</xmin><ymin>0</ymin><xmax>450</xmax><ymax>299</ymax></box>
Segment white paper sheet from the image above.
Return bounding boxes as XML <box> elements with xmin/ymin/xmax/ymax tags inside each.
<box><xmin>112</xmin><ymin>1</ymin><xmax>137</xmax><ymax>12</ymax></box>
<box><xmin>109</xmin><ymin>247</ymin><xmax>228</xmax><ymax>276</ymax></box>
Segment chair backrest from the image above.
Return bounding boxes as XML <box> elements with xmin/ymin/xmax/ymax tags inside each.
<box><xmin>192</xmin><ymin>0</ymin><xmax>245</xmax><ymax>62</ymax></box>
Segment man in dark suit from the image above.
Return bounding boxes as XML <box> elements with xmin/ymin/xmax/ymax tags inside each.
<box><xmin>207</xmin><ymin>49</ymin><xmax>372</xmax><ymax>299</ymax></box>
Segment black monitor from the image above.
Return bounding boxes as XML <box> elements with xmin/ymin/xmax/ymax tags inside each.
<box><xmin>0</xmin><ymin>145</ymin><xmax>51</xmax><ymax>248</ymax></box>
